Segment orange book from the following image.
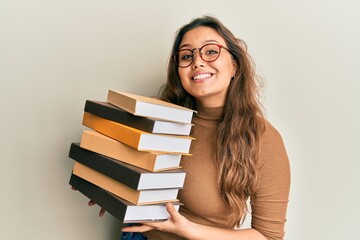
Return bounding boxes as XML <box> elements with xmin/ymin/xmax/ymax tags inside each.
<box><xmin>72</xmin><ymin>162</ymin><xmax>180</xmax><ymax>205</ymax></box>
<box><xmin>80</xmin><ymin>130</ymin><xmax>183</xmax><ymax>172</ymax></box>
<box><xmin>70</xmin><ymin>174</ymin><xmax>182</xmax><ymax>223</ymax></box>
<box><xmin>84</xmin><ymin>100</ymin><xmax>193</xmax><ymax>135</ymax></box>
<box><xmin>82</xmin><ymin>112</ymin><xmax>193</xmax><ymax>154</ymax></box>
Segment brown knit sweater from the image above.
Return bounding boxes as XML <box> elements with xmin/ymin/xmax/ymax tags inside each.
<box><xmin>144</xmin><ymin>106</ymin><xmax>290</xmax><ymax>240</ymax></box>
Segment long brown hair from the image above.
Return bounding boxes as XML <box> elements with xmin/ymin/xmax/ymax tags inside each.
<box><xmin>159</xmin><ymin>16</ymin><xmax>265</xmax><ymax>226</ymax></box>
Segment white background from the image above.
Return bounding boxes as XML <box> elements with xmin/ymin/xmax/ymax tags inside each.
<box><xmin>1</xmin><ymin>0</ymin><xmax>359</xmax><ymax>239</ymax></box>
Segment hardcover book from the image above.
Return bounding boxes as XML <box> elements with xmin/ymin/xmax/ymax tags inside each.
<box><xmin>107</xmin><ymin>90</ymin><xmax>195</xmax><ymax>124</ymax></box>
<box><xmin>82</xmin><ymin>112</ymin><xmax>193</xmax><ymax>154</ymax></box>
<box><xmin>68</xmin><ymin>143</ymin><xmax>187</xmax><ymax>190</ymax></box>
<box><xmin>84</xmin><ymin>100</ymin><xmax>192</xmax><ymax>135</ymax></box>
<box><xmin>73</xmin><ymin>162</ymin><xmax>180</xmax><ymax>205</ymax></box>
<box><xmin>69</xmin><ymin>173</ymin><xmax>180</xmax><ymax>223</ymax></box>
<box><xmin>80</xmin><ymin>130</ymin><xmax>183</xmax><ymax>172</ymax></box>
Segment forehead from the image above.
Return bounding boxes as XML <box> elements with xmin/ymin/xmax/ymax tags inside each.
<box><xmin>180</xmin><ymin>26</ymin><xmax>227</xmax><ymax>48</ymax></box>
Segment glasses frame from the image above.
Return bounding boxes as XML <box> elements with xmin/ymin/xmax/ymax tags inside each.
<box><xmin>173</xmin><ymin>43</ymin><xmax>233</xmax><ymax>68</ymax></box>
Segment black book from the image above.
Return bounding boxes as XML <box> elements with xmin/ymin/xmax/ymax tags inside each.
<box><xmin>68</xmin><ymin>143</ymin><xmax>186</xmax><ymax>190</ymax></box>
<box><xmin>69</xmin><ymin>173</ymin><xmax>180</xmax><ymax>223</ymax></box>
<box><xmin>84</xmin><ymin>100</ymin><xmax>192</xmax><ymax>135</ymax></box>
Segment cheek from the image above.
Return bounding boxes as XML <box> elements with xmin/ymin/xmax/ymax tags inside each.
<box><xmin>180</xmin><ymin>78</ymin><xmax>191</xmax><ymax>94</ymax></box>
<box><xmin>217</xmin><ymin>60</ymin><xmax>234</xmax><ymax>77</ymax></box>
<box><xmin>178</xmin><ymin>69</ymin><xmax>187</xmax><ymax>80</ymax></box>
<box><xmin>178</xmin><ymin>73</ymin><xmax>192</xmax><ymax>94</ymax></box>
<box><xmin>178</xmin><ymin>69</ymin><xmax>189</xmax><ymax>86</ymax></box>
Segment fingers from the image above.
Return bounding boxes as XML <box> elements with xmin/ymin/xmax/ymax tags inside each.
<box><xmin>87</xmin><ymin>200</ymin><xmax>105</xmax><ymax>217</ymax></box>
<box><xmin>72</xmin><ymin>187</ymin><xmax>105</xmax><ymax>217</ymax></box>
<box><xmin>99</xmin><ymin>208</ymin><xmax>106</xmax><ymax>217</ymax></box>
<box><xmin>120</xmin><ymin>205</ymin><xmax>189</xmax><ymax>237</ymax></box>
<box><xmin>122</xmin><ymin>224</ymin><xmax>154</xmax><ymax>233</ymax></box>
<box><xmin>166</xmin><ymin>202</ymin><xmax>181</xmax><ymax>221</ymax></box>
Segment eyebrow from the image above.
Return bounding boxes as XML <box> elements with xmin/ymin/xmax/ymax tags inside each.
<box><xmin>179</xmin><ymin>40</ymin><xmax>220</xmax><ymax>49</ymax></box>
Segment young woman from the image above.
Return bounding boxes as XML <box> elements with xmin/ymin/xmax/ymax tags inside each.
<box><xmin>122</xmin><ymin>16</ymin><xmax>291</xmax><ymax>240</ymax></box>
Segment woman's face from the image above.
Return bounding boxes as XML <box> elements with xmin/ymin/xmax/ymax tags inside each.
<box><xmin>178</xmin><ymin>26</ymin><xmax>236</xmax><ymax>108</ymax></box>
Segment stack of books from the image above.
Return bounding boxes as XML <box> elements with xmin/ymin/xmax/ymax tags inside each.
<box><xmin>68</xmin><ymin>90</ymin><xmax>195</xmax><ymax>223</ymax></box>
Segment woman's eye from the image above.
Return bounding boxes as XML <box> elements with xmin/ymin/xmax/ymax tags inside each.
<box><xmin>206</xmin><ymin>49</ymin><xmax>218</xmax><ymax>55</ymax></box>
<box><xmin>181</xmin><ymin>54</ymin><xmax>193</xmax><ymax>61</ymax></box>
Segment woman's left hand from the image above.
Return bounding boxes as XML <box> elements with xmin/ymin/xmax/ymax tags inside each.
<box><xmin>121</xmin><ymin>202</ymin><xmax>193</xmax><ymax>238</ymax></box>
<box><xmin>122</xmin><ymin>202</ymin><xmax>268</xmax><ymax>240</ymax></box>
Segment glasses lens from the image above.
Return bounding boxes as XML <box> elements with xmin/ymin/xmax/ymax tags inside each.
<box><xmin>176</xmin><ymin>50</ymin><xmax>193</xmax><ymax>67</ymax></box>
<box><xmin>174</xmin><ymin>44</ymin><xmax>223</xmax><ymax>67</ymax></box>
<box><xmin>201</xmin><ymin>44</ymin><xmax>221</xmax><ymax>62</ymax></box>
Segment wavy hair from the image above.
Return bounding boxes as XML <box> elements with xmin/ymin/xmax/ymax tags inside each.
<box><xmin>159</xmin><ymin>16</ymin><xmax>265</xmax><ymax>226</ymax></box>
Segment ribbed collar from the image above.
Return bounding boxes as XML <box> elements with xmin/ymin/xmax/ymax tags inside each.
<box><xmin>195</xmin><ymin>105</ymin><xmax>224</xmax><ymax>121</ymax></box>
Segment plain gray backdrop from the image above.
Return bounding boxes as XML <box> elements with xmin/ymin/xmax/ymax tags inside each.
<box><xmin>1</xmin><ymin>0</ymin><xmax>359</xmax><ymax>239</ymax></box>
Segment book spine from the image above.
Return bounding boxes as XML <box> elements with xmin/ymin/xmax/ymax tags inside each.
<box><xmin>72</xmin><ymin>162</ymin><xmax>180</xmax><ymax>205</ymax></box>
<box><xmin>107</xmin><ymin>89</ymin><xmax>136</xmax><ymax>115</ymax></box>
<box><xmin>68</xmin><ymin>143</ymin><xmax>142</xmax><ymax>190</ymax></box>
<box><xmin>69</xmin><ymin>173</ymin><xmax>127</xmax><ymax>222</ymax></box>
<box><xmin>80</xmin><ymin>130</ymin><xmax>158</xmax><ymax>172</ymax></box>
<box><xmin>84</xmin><ymin>100</ymin><xmax>156</xmax><ymax>133</ymax></box>
<box><xmin>72</xmin><ymin>162</ymin><xmax>141</xmax><ymax>204</ymax></box>
<box><xmin>70</xmin><ymin>173</ymin><xmax>177</xmax><ymax>223</ymax></box>
<box><xmin>82</xmin><ymin>112</ymin><xmax>141</xmax><ymax>149</ymax></box>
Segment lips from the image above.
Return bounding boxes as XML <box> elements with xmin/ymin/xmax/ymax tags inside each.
<box><xmin>192</xmin><ymin>73</ymin><xmax>213</xmax><ymax>81</ymax></box>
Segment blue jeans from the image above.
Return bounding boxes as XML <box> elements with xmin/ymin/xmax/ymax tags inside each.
<box><xmin>121</xmin><ymin>232</ymin><xmax>148</xmax><ymax>240</ymax></box>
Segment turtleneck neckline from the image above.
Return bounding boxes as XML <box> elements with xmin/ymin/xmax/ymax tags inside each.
<box><xmin>195</xmin><ymin>105</ymin><xmax>223</xmax><ymax>121</ymax></box>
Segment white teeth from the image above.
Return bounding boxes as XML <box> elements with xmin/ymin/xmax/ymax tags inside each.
<box><xmin>193</xmin><ymin>73</ymin><xmax>212</xmax><ymax>80</ymax></box>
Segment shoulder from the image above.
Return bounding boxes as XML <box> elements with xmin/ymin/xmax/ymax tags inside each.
<box><xmin>263</xmin><ymin>120</ymin><xmax>283</xmax><ymax>142</ymax></box>
<box><xmin>258</xmin><ymin>120</ymin><xmax>290</xmax><ymax>170</ymax></box>
<box><xmin>252</xmin><ymin>120</ymin><xmax>291</xmax><ymax>239</ymax></box>
<box><xmin>262</xmin><ymin>120</ymin><xmax>286</xmax><ymax>150</ymax></box>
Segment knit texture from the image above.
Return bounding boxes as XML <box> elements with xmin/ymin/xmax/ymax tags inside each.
<box><xmin>144</xmin><ymin>106</ymin><xmax>290</xmax><ymax>240</ymax></box>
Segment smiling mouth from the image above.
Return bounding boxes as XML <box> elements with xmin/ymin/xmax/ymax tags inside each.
<box><xmin>192</xmin><ymin>73</ymin><xmax>213</xmax><ymax>80</ymax></box>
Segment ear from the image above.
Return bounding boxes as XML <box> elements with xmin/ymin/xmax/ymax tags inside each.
<box><xmin>232</xmin><ymin>60</ymin><xmax>237</xmax><ymax>78</ymax></box>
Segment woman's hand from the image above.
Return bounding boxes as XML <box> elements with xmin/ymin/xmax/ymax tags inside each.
<box><xmin>71</xmin><ymin>186</ymin><xmax>106</xmax><ymax>217</ymax></box>
<box><xmin>71</xmin><ymin>188</ymin><xmax>267</xmax><ymax>240</ymax></box>
<box><xmin>87</xmin><ymin>200</ymin><xmax>106</xmax><ymax>217</ymax></box>
<box><xmin>121</xmin><ymin>202</ymin><xmax>194</xmax><ymax>238</ymax></box>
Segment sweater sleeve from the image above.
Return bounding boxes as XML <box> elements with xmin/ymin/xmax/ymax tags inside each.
<box><xmin>250</xmin><ymin>122</ymin><xmax>291</xmax><ymax>240</ymax></box>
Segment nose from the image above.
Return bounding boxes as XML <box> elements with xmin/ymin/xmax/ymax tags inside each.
<box><xmin>191</xmin><ymin>49</ymin><xmax>205</xmax><ymax>69</ymax></box>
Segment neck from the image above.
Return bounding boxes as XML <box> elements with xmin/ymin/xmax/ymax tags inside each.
<box><xmin>196</xmin><ymin>97</ymin><xmax>225</xmax><ymax>108</ymax></box>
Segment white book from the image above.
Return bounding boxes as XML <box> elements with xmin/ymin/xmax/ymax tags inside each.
<box><xmin>80</xmin><ymin>130</ymin><xmax>183</xmax><ymax>172</ymax></box>
<box><xmin>107</xmin><ymin>90</ymin><xmax>196</xmax><ymax>124</ymax></box>
<box><xmin>123</xmin><ymin>204</ymin><xmax>180</xmax><ymax>223</ymax></box>
<box><xmin>69</xmin><ymin>143</ymin><xmax>187</xmax><ymax>190</ymax></box>
<box><xmin>84</xmin><ymin>100</ymin><xmax>193</xmax><ymax>135</ymax></box>
<box><xmin>82</xmin><ymin>112</ymin><xmax>194</xmax><ymax>154</ymax></box>
<box><xmin>73</xmin><ymin>162</ymin><xmax>180</xmax><ymax>205</ymax></box>
<box><xmin>70</xmin><ymin>174</ymin><xmax>181</xmax><ymax>223</ymax></box>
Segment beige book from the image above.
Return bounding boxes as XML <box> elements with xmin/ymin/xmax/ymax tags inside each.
<box><xmin>72</xmin><ymin>162</ymin><xmax>180</xmax><ymax>205</ymax></box>
<box><xmin>80</xmin><ymin>130</ymin><xmax>184</xmax><ymax>172</ymax></box>
<box><xmin>107</xmin><ymin>90</ymin><xmax>196</xmax><ymax>124</ymax></box>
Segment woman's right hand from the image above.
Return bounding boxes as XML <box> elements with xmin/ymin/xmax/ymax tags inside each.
<box><xmin>71</xmin><ymin>186</ymin><xmax>106</xmax><ymax>217</ymax></box>
<box><xmin>87</xmin><ymin>200</ymin><xmax>106</xmax><ymax>217</ymax></box>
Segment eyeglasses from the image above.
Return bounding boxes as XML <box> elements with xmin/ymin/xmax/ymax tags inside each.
<box><xmin>173</xmin><ymin>43</ymin><xmax>233</xmax><ymax>68</ymax></box>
